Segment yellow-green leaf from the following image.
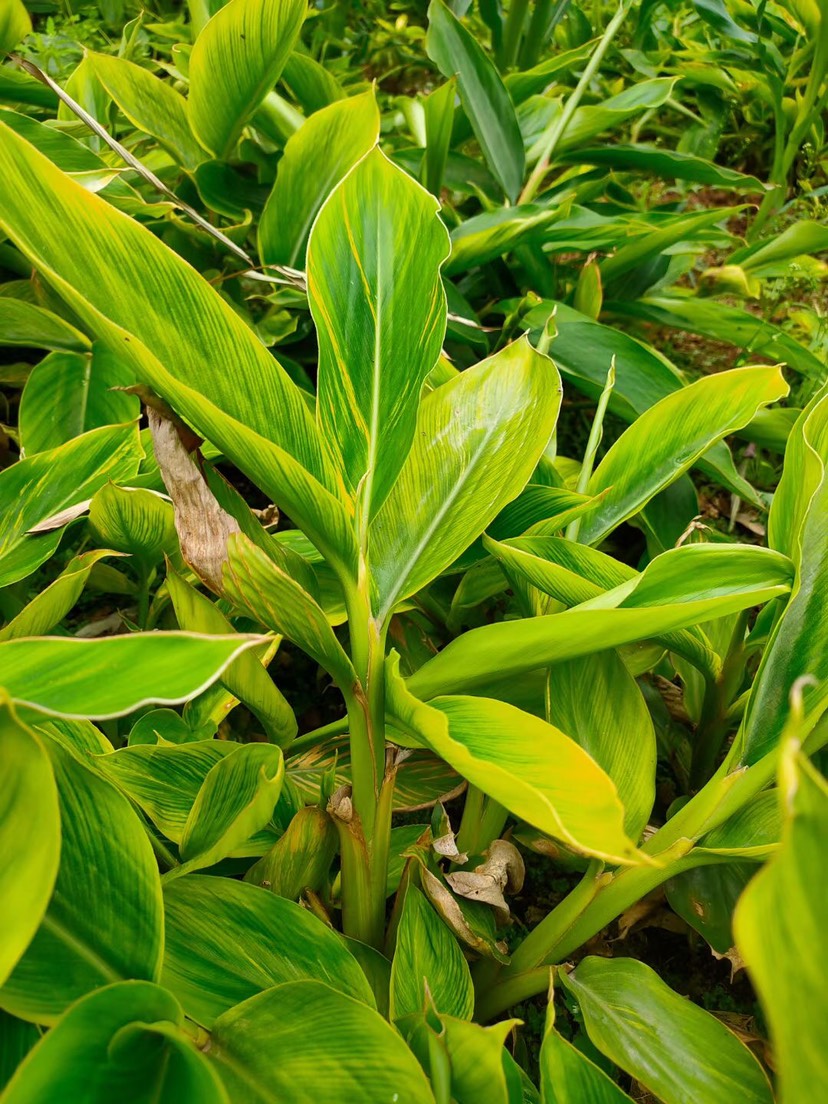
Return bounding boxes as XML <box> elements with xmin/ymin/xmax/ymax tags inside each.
<box><xmin>188</xmin><ymin>0</ymin><xmax>306</xmax><ymax>158</ymax></box>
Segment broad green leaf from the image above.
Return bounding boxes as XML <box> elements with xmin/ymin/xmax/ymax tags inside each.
<box><xmin>546</xmin><ymin>651</ymin><xmax>655</xmax><ymax>839</ymax></box>
<box><xmin>557</xmin><ymin>145</ymin><xmax>766</xmax><ymax>189</ymax></box>
<box><xmin>223</xmin><ymin>532</ymin><xmax>357</xmax><ymax>689</ymax></box>
<box><xmin>0</xmin><ymin>105</ymin><xmax>123</xmax><ymax>183</ymax></box>
<box><xmin>0</xmin><ymin>1011</ymin><xmax>39</xmax><ymax>1093</ymax></box>
<box><xmin>0</xmin><ymin>119</ymin><xmax>347</xmax><ymax>558</ymax></box>
<box><xmin>208</xmin><ymin>980</ymin><xmax>435</xmax><ymax>1102</ymax></box>
<box><xmin>369</xmin><ymin>337</ymin><xmax>561</xmax><ymax>621</ymax></box>
<box><xmin>287</xmin><ymin>733</ymin><xmax>463</xmax><ymax>813</ymax></box>
<box><xmin>162</xmin><ymin>876</ymin><xmax>374</xmax><ymax>1026</ymax></box>
<box><xmin>166</xmin><ymin>568</ymin><xmax>296</xmax><ymax>745</ymax></box>
<box><xmin>578</xmin><ymin>366</ymin><xmax>788</xmax><ymax>545</ymax></box>
<box><xmin>610</xmin><ymin>295</ymin><xmax>825</xmax><ymax>379</ymax></box>
<box><xmin>0</xmin><ymin>0</ymin><xmax>30</xmax><ymax>54</ymax></box>
<box><xmin>281</xmin><ymin>51</ymin><xmax>344</xmax><ymax>114</ymax></box>
<box><xmin>666</xmin><ymin>862</ymin><xmax>753</xmax><ymax>954</ymax></box>
<box><xmin>308</xmin><ymin>146</ymin><xmax>449</xmax><ymax>520</ymax></box>
<box><xmin>0</xmin><ymin>423</ymin><xmax>141</xmax><ymax>588</ymax></box>
<box><xmin>0</xmin><ymin>550</ymin><xmax>117</xmax><ymax>642</ymax></box>
<box><xmin>89</xmin><ymin>484</ymin><xmax>176</xmax><ymax>567</ymax></box>
<box><xmin>0</xmin><ymin>633</ymin><xmax>262</xmax><ymax>717</ymax></box>
<box><xmin>484</xmin><ymin>535</ymin><xmax>717</xmax><ymax>675</ymax></box>
<box><xmin>560</xmin><ymin>957</ymin><xmax>773</xmax><ymax>1104</ymax></box>
<box><xmin>0</xmin><ymin>299</ymin><xmax>89</xmax><ymax>352</ymax></box>
<box><xmin>88</xmin><ymin>53</ymin><xmax>205</xmax><ymax>169</ymax></box>
<box><xmin>695</xmin><ymin>791</ymin><xmax>782</xmax><ymax>859</ymax></box>
<box><xmin>402</xmin><ymin>1012</ymin><xmax>523</xmax><ymax>1104</ymax></box>
<box><xmin>0</xmin><ymin>739</ymin><xmax>163</xmax><ymax>1024</ymax></box>
<box><xmin>541</xmin><ymin>989</ymin><xmax>633</xmax><ymax>1104</ymax></box>
<box><xmin>738</xmin><ymin>390</ymin><xmax>828</xmax><ymax>763</ymax></box>
<box><xmin>99</xmin><ymin>740</ymin><xmax>235</xmax><ymax>841</ymax></box>
<box><xmin>426</xmin><ymin>0</ymin><xmax>524</xmax><ymax>202</ymax></box>
<box><xmin>391</xmin><ymin>884</ymin><xmax>474</xmax><ymax>1020</ymax></box>
<box><xmin>734</xmin><ymin>749</ymin><xmax>828</xmax><ymax>1104</ymax></box>
<box><xmin>0</xmin><ymin>699</ymin><xmax>59</xmax><ymax>988</ymax></box>
<box><xmin>387</xmin><ymin>656</ymin><xmax>641</xmax><ymax>864</ymax></box>
<box><xmin>408</xmin><ymin>544</ymin><xmax>793</xmax><ymax>698</ymax></box>
<box><xmin>730</xmin><ymin>221</ymin><xmax>828</xmax><ymax>274</ymax></box>
<box><xmin>188</xmin><ymin>0</ymin><xmax>306</xmax><ymax>157</ymax></box>
<box><xmin>18</xmin><ymin>348</ymin><xmax>139</xmax><ymax>454</ymax></box>
<box><xmin>259</xmin><ymin>91</ymin><xmax>379</xmax><ymax>267</ymax></box>
<box><xmin>174</xmin><ymin>742</ymin><xmax>284</xmax><ymax>873</ymax></box>
<box><xmin>1</xmin><ymin>982</ymin><xmax>227</xmax><ymax>1104</ymax></box>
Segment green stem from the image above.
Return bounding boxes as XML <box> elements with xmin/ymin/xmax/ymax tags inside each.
<box><xmin>566</xmin><ymin>356</ymin><xmax>615</xmax><ymax>542</ymax></box>
<box><xmin>689</xmin><ymin>610</ymin><xmax>749</xmax><ymax>790</ymax></box>
<box><xmin>519</xmin><ymin>0</ymin><xmax>557</xmax><ymax>69</ymax></box>
<box><xmin>519</xmin><ymin>0</ymin><xmax>631</xmax><ymax>204</ymax></box>
<box><xmin>456</xmin><ymin>785</ymin><xmax>485</xmax><ymax>856</ymax></box>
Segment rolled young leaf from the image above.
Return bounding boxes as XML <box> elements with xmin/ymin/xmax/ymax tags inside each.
<box><xmin>308</xmin><ymin>146</ymin><xmax>450</xmax><ymax>522</ymax></box>
<box><xmin>259</xmin><ymin>90</ymin><xmax>380</xmax><ymax>267</ymax></box>
<box><xmin>188</xmin><ymin>0</ymin><xmax>306</xmax><ymax>158</ymax></box>
<box><xmin>0</xmin><ymin>699</ymin><xmax>60</xmax><ymax>988</ymax></box>
<box><xmin>559</xmin><ymin>957</ymin><xmax>773</xmax><ymax>1104</ymax></box>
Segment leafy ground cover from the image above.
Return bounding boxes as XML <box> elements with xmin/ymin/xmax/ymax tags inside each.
<box><xmin>0</xmin><ymin>0</ymin><xmax>826</xmax><ymax>1100</ymax></box>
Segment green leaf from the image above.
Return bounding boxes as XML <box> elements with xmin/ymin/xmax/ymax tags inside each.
<box><xmin>666</xmin><ymin>862</ymin><xmax>753</xmax><ymax>954</ymax></box>
<box><xmin>391</xmin><ymin>884</ymin><xmax>474</xmax><ymax>1020</ymax></box>
<box><xmin>423</xmin><ymin>77</ymin><xmax>456</xmax><ymax>197</ymax></box>
<box><xmin>174</xmin><ymin>742</ymin><xmax>284</xmax><ymax>873</ymax></box>
<box><xmin>207</xmin><ymin>980</ymin><xmax>435</xmax><ymax>1102</ymax></box>
<box><xmin>162</xmin><ymin>876</ymin><xmax>375</xmax><ymax>1026</ymax></box>
<box><xmin>556</xmin><ymin>144</ymin><xmax>766</xmax><ymax>189</ymax></box>
<box><xmin>0</xmin><ymin>1011</ymin><xmax>39</xmax><ymax>1093</ymax></box>
<box><xmin>734</xmin><ymin>748</ymin><xmax>828</xmax><ymax>1104</ymax></box>
<box><xmin>99</xmin><ymin>740</ymin><xmax>234</xmax><ymax>842</ymax></box>
<box><xmin>369</xmin><ymin>337</ymin><xmax>561</xmax><ymax>621</ymax></box>
<box><xmin>541</xmin><ymin>990</ymin><xmax>633</xmax><ymax>1103</ymax></box>
<box><xmin>738</xmin><ymin>389</ymin><xmax>828</xmax><ymax>763</ymax></box>
<box><xmin>387</xmin><ymin>656</ymin><xmax>641</xmax><ymax>864</ymax></box>
<box><xmin>18</xmin><ymin>347</ymin><xmax>139</xmax><ymax>454</ymax></box>
<box><xmin>223</xmin><ymin>532</ymin><xmax>357</xmax><ymax>689</ymax></box>
<box><xmin>259</xmin><ymin>90</ymin><xmax>379</xmax><ymax>267</ymax></box>
<box><xmin>408</xmin><ymin>544</ymin><xmax>793</xmax><ymax>698</ymax></box>
<box><xmin>546</xmin><ymin>651</ymin><xmax>655</xmax><ymax>840</ymax></box>
<box><xmin>609</xmin><ymin>295</ymin><xmax>825</xmax><ymax>379</ymax></box>
<box><xmin>0</xmin><ymin>118</ymin><xmax>348</xmax><ymax>564</ymax></box>
<box><xmin>166</xmin><ymin>567</ymin><xmax>297</xmax><ymax>745</ymax></box>
<box><xmin>308</xmin><ymin>146</ymin><xmax>450</xmax><ymax>520</ymax></box>
<box><xmin>0</xmin><ymin>699</ymin><xmax>60</xmax><ymax>988</ymax></box>
<box><xmin>402</xmin><ymin>1012</ymin><xmax>523</xmax><ymax>1104</ymax></box>
<box><xmin>89</xmin><ymin>484</ymin><xmax>176</xmax><ymax>567</ymax></box>
<box><xmin>559</xmin><ymin>957</ymin><xmax>773</xmax><ymax>1104</ymax></box>
<box><xmin>0</xmin><ymin>549</ymin><xmax>117</xmax><ymax>642</ymax></box>
<box><xmin>0</xmin><ymin>0</ymin><xmax>31</xmax><ymax>55</ymax></box>
<box><xmin>0</xmin><ymin>739</ymin><xmax>163</xmax><ymax>1024</ymax></box>
<box><xmin>426</xmin><ymin>0</ymin><xmax>524</xmax><ymax>202</ymax></box>
<box><xmin>188</xmin><ymin>0</ymin><xmax>306</xmax><ymax>157</ymax></box>
<box><xmin>0</xmin><ymin>298</ymin><xmax>89</xmax><ymax>352</ymax></box>
<box><xmin>1</xmin><ymin>982</ymin><xmax>228</xmax><ymax>1104</ymax></box>
<box><xmin>88</xmin><ymin>52</ymin><xmax>205</xmax><ymax>169</ymax></box>
<box><xmin>0</xmin><ymin>423</ymin><xmax>142</xmax><ymax>588</ymax></box>
<box><xmin>579</xmin><ymin>366</ymin><xmax>789</xmax><ymax>545</ymax></box>
<box><xmin>0</xmin><ymin>633</ymin><xmax>262</xmax><ymax>718</ymax></box>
